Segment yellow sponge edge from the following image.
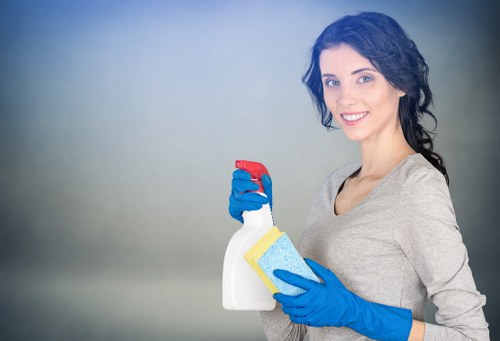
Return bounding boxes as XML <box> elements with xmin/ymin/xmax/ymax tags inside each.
<box><xmin>244</xmin><ymin>226</ymin><xmax>284</xmax><ymax>294</ymax></box>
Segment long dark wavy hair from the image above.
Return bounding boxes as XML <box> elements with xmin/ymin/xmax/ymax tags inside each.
<box><xmin>302</xmin><ymin>12</ymin><xmax>449</xmax><ymax>185</ymax></box>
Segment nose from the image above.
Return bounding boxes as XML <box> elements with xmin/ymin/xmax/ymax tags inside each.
<box><xmin>337</xmin><ymin>85</ymin><xmax>357</xmax><ymax>107</ymax></box>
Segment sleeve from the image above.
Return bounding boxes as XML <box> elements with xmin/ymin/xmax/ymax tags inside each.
<box><xmin>392</xmin><ymin>169</ymin><xmax>489</xmax><ymax>341</ymax></box>
<box><xmin>260</xmin><ymin>304</ymin><xmax>307</xmax><ymax>341</ymax></box>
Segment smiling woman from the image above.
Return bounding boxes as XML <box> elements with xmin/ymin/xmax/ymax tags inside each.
<box><xmin>302</xmin><ymin>12</ymin><xmax>448</xmax><ymax>186</ymax></box>
<box><xmin>229</xmin><ymin>11</ymin><xmax>490</xmax><ymax>341</ymax></box>
<box><xmin>320</xmin><ymin>44</ymin><xmax>406</xmax><ymax>141</ymax></box>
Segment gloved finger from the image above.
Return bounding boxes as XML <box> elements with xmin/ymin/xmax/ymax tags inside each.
<box><xmin>273</xmin><ymin>292</ymin><xmax>302</xmax><ymax>308</ymax></box>
<box><xmin>280</xmin><ymin>286</ymin><xmax>324</xmax><ymax>316</ymax></box>
<box><xmin>289</xmin><ymin>314</ymin><xmax>312</xmax><ymax>326</ymax></box>
<box><xmin>274</xmin><ymin>269</ymin><xmax>318</xmax><ymax>292</ymax></box>
<box><xmin>275</xmin><ymin>292</ymin><xmax>315</xmax><ymax>310</ymax></box>
<box><xmin>232</xmin><ymin>192</ymin><xmax>269</xmax><ymax>205</ymax></box>
<box><xmin>276</xmin><ymin>282</ymin><xmax>323</xmax><ymax>310</ymax></box>
<box><xmin>232</xmin><ymin>178</ymin><xmax>260</xmax><ymax>194</ymax></box>
<box><xmin>229</xmin><ymin>213</ymin><xmax>244</xmax><ymax>224</ymax></box>
<box><xmin>229</xmin><ymin>194</ymin><xmax>263</xmax><ymax>222</ymax></box>
<box><xmin>232</xmin><ymin>169</ymin><xmax>252</xmax><ymax>180</ymax></box>
<box><xmin>281</xmin><ymin>304</ymin><xmax>311</xmax><ymax>318</ymax></box>
<box><xmin>261</xmin><ymin>174</ymin><xmax>273</xmax><ymax>208</ymax></box>
<box><xmin>304</xmin><ymin>258</ymin><xmax>342</xmax><ymax>286</ymax></box>
<box><xmin>229</xmin><ymin>199</ymin><xmax>263</xmax><ymax>213</ymax></box>
<box><xmin>261</xmin><ymin>174</ymin><xmax>272</xmax><ymax>191</ymax></box>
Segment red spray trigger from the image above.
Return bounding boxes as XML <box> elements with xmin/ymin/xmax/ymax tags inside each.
<box><xmin>235</xmin><ymin>160</ymin><xmax>270</xmax><ymax>193</ymax></box>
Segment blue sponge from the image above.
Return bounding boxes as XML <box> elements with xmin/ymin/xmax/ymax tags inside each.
<box><xmin>258</xmin><ymin>234</ymin><xmax>320</xmax><ymax>296</ymax></box>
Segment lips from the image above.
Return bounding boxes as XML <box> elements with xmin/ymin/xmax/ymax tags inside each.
<box><xmin>340</xmin><ymin>111</ymin><xmax>368</xmax><ymax>125</ymax></box>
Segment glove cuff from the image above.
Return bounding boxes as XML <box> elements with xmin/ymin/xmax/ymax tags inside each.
<box><xmin>347</xmin><ymin>295</ymin><xmax>413</xmax><ymax>341</ymax></box>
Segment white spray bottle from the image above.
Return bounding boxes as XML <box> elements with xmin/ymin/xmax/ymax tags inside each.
<box><xmin>222</xmin><ymin>160</ymin><xmax>276</xmax><ymax>310</ymax></box>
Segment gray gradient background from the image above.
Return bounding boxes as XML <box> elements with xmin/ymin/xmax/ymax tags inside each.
<box><xmin>0</xmin><ymin>0</ymin><xmax>498</xmax><ymax>340</ymax></box>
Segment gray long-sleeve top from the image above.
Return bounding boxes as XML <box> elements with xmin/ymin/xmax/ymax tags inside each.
<box><xmin>261</xmin><ymin>153</ymin><xmax>489</xmax><ymax>340</ymax></box>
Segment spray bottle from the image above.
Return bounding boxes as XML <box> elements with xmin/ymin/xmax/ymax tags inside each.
<box><xmin>222</xmin><ymin>160</ymin><xmax>276</xmax><ymax>310</ymax></box>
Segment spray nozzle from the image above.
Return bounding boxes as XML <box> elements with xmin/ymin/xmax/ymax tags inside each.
<box><xmin>235</xmin><ymin>160</ymin><xmax>270</xmax><ymax>193</ymax></box>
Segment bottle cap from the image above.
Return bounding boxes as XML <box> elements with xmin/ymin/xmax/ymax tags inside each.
<box><xmin>235</xmin><ymin>160</ymin><xmax>270</xmax><ymax>193</ymax></box>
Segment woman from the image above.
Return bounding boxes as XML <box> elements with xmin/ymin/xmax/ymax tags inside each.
<box><xmin>229</xmin><ymin>12</ymin><xmax>489</xmax><ymax>340</ymax></box>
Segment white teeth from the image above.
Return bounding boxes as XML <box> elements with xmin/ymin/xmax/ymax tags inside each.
<box><xmin>342</xmin><ymin>112</ymin><xmax>367</xmax><ymax>121</ymax></box>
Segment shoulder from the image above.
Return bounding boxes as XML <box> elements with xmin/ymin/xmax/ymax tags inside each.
<box><xmin>393</xmin><ymin>154</ymin><xmax>456</xmax><ymax>223</ymax></box>
<box><xmin>394</xmin><ymin>153</ymin><xmax>448</xmax><ymax>194</ymax></box>
<box><xmin>392</xmin><ymin>155</ymin><xmax>460</xmax><ymax>246</ymax></box>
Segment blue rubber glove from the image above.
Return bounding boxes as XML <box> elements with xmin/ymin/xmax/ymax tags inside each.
<box><xmin>229</xmin><ymin>169</ymin><xmax>273</xmax><ymax>223</ymax></box>
<box><xmin>273</xmin><ymin>258</ymin><xmax>413</xmax><ymax>341</ymax></box>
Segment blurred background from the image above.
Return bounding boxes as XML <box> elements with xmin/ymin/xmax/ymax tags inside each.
<box><xmin>0</xmin><ymin>0</ymin><xmax>498</xmax><ymax>340</ymax></box>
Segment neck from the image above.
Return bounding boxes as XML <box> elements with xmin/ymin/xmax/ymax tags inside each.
<box><xmin>357</xmin><ymin>124</ymin><xmax>416</xmax><ymax>179</ymax></box>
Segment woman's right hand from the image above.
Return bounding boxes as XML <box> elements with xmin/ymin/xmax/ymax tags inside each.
<box><xmin>228</xmin><ymin>169</ymin><xmax>273</xmax><ymax>223</ymax></box>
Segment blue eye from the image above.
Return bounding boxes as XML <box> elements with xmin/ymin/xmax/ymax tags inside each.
<box><xmin>325</xmin><ymin>79</ymin><xmax>339</xmax><ymax>87</ymax></box>
<box><xmin>358</xmin><ymin>75</ymin><xmax>373</xmax><ymax>83</ymax></box>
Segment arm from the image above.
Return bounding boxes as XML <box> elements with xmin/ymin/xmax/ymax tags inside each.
<box><xmin>393</xmin><ymin>170</ymin><xmax>489</xmax><ymax>340</ymax></box>
<box><xmin>409</xmin><ymin>320</ymin><xmax>425</xmax><ymax>341</ymax></box>
<box><xmin>273</xmin><ymin>259</ymin><xmax>428</xmax><ymax>341</ymax></box>
<box><xmin>273</xmin><ymin>258</ymin><xmax>413</xmax><ymax>341</ymax></box>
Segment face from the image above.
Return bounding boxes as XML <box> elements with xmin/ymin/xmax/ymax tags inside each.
<box><xmin>319</xmin><ymin>43</ymin><xmax>405</xmax><ymax>142</ymax></box>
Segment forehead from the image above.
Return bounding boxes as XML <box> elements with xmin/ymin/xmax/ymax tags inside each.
<box><xmin>319</xmin><ymin>43</ymin><xmax>374</xmax><ymax>74</ymax></box>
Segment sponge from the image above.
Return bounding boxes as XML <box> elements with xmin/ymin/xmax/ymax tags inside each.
<box><xmin>244</xmin><ymin>227</ymin><xmax>320</xmax><ymax>296</ymax></box>
<box><xmin>244</xmin><ymin>226</ymin><xmax>284</xmax><ymax>293</ymax></box>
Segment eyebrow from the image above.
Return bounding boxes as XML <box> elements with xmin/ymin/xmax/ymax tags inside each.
<box><xmin>321</xmin><ymin>67</ymin><xmax>379</xmax><ymax>78</ymax></box>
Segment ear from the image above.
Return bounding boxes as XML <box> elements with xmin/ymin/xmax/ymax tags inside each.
<box><xmin>396</xmin><ymin>89</ymin><xmax>406</xmax><ymax>97</ymax></box>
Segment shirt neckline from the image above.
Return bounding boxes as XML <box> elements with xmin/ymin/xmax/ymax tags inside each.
<box><xmin>331</xmin><ymin>153</ymin><xmax>421</xmax><ymax>218</ymax></box>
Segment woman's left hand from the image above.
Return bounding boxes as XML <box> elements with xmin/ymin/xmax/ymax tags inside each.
<box><xmin>273</xmin><ymin>258</ymin><xmax>355</xmax><ymax>327</ymax></box>
<box><xmin>273</xmin><ymin>258</ymin><xmax>413</xmax><ymax>340</ymax></box>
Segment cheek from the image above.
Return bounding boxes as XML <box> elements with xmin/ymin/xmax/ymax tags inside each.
<box><xmin>379</xmin><ymin>91</ymin><xmax>401</xmax><ymax>113</ymax></box>
<box><xmin>374</xmin><ymin>85</ymin><xmax>401</xmax><ymax>109</ymax></box>
<box><xmin>362</xmin><ymin>87</ymin><xmax>396</xmax><ymax>112</ymax></box>
<box><xmin>323</xmin><ymin>90</ymin><xmax>338</xmax><ymax>111</ymax></box>
<box><xmin>356</xmin><ymin>86</ymin><xmax>377</xmax><ymax>102</ymax></box>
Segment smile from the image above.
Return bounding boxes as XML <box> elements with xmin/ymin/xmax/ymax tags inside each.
<box><xmin>340</xmin><ymin>111</ymin><xmax>368</xmax><ymax>124</ymax></box>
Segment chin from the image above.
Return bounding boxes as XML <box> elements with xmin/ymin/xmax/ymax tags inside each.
<box><xmin>342</xmin><ymin>130</ymin><xmax>366</xmax><ymax>142</ymax></box>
